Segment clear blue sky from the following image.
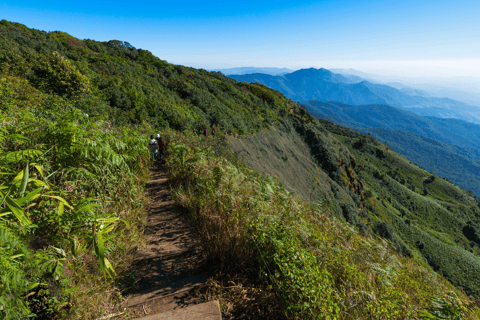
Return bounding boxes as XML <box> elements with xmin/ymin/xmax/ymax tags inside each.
<box><xmin>2</xmin><ymin>0</ymin><xmax>479</xmax><ymax>77</ymax></box>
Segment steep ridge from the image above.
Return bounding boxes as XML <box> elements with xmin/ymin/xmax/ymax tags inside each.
<box><xmin>320</xmin><ymin>120</ymin><xmax>480</xmax><ymax>296</ymax></box>
<box><xmin>359</xmin><ymin>128</ymin><xmax>480</xmax><ymax>196</ymax></box>
<box><xmin>229</xmin><ymin>117</ymin><xmax>480</xmax><ymax>297</ymax></box>
<box><xmin>228</xmin><ymin>120</ymin><xmax>368</xmax><ymax>231</ymax></box>
<box><xmin>303</xmin><ymin>100</ymin><xmax>480</xmax><ymax>195</ymax></box>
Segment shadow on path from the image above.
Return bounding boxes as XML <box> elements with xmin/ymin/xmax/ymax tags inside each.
<box><xmin>125</xmin><ymin>166</ymin><xmax>207</xmax><ymax>318</ymax></box>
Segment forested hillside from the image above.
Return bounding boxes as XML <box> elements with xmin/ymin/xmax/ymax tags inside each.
<box><xmin>303</xmin><ymin>100</ymin><xmax>480</xmax><ymax>195</ymax></box>
<box><xmin>2</xmin><ymin>20</ymin><xmax>480</xmax><ymax>319</ymax></box>
<box><xmin>0</xmin><ymin>20</ymin><xmax>296</xmax><ymax>133</ymax></box>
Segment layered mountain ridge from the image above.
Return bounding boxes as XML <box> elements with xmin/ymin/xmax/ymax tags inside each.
<box><xmin>229</xmin><ymin>68</ymin><xmax>480</xmax><ymax>124</ymax></box>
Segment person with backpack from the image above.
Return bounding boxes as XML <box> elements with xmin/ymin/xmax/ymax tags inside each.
<box><xmin>157</xmin><ymin>137</ymin><xmax>165</xmax><ymax>161</ymax></box>
<box><xmin>148</xmin><ymin>135</ymin><xmax>158</xmax><ymax>161</ymax></box>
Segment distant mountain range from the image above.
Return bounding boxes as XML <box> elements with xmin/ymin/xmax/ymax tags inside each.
<box><xmin>229</xmin><ymin>68</ymin><xmax>480</xmax><ymax>125</ymax></box>
<box><xmin>331</xmin><ymin>68</ymin><xmax>480</xmax><ymax>107</ymax></box>
<box><xmin>210</xmin><ymin>67</ymin><xmax>293</xmax><ymax>76</ymax></box>
<box><xmin>304</xmin><ymin>100</ymin><xmax>480</xmax><ymax>195</ymax></box>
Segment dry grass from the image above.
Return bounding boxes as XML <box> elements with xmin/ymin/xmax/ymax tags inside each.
<box><xmin>192</xmin><ymin>272</ymin><xmax>285</xmax><ymax>320</ymax></box>
<box><xmin>66</xmin><ymin>173</ymin><xmax>150</xmax><ymax>319</ymax></box>
<box><xmin>164</xmin><ymin>132</ymin><xmax>480</xmax><ymax>319</ymax></box>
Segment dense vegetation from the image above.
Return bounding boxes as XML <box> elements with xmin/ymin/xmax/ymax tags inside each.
<box><xmin>0</xmin><ymin>20</ymin><xmax>296</xmax><ymax>134</ymax></box>
<box><xmin>2</xmin><ymin>20</ymin><xmax>480</xmax><ymax>319</ymax></box>
<box><xmin>0</xmin><ymin>19</ymin><xmax>296</xmax><ymax>318</ymax></box>
<box><xmin>319</xmin><ymin>119</ymin><xmax>480</xmax><ymax>297</ymax></box>
<box><xmin>165</xmin><ymin>131</ymin><xmax>480</xmax><ymax>319</ymax></box>
<box><xmin>304</xmin><ymin>100</ymin><xmax>480</xmax><ymax>196</ymax></box>
<box><xmin>0</xmin><ymin>74</ymin><xmax>150</xmax><ymax>318</ymax></box>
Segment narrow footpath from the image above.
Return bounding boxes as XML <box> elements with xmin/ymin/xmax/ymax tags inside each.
<box><xmin>125</xmin><ymin>166</ymin><xmax>222</xmax><ymax>320</ymax></box>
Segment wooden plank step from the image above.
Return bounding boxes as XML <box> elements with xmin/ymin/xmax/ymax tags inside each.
<box><xmin>134</xmin><ymin>300</ymin><xmax>222</xmax><ymax>320</ymax></box>
<box><xmin>127</xmin><ymin>273</ymin><xmax>208</xmax><ymax>307</ymax></box>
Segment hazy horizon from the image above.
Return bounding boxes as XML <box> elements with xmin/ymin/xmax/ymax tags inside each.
<box><xmin>192</xmin><ymin>62</ymin><xmax>480</xmax><ymax>81</ymax></box>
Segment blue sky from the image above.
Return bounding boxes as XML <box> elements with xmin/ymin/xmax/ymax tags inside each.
<box><xmin>1</xmin><ymin>0</ymin><xmax>479</xmax><ymax>77</ymax></box>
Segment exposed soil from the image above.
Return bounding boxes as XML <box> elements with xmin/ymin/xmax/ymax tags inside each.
<box><xmin>122</xmin><ymin>164</ymin><xmax>285</xmax><ymax>320</ymax></box>
<box><xmin>124</xmin><ymin>166</ymin><xmax>206</xmax><ymax>318</ymax></box>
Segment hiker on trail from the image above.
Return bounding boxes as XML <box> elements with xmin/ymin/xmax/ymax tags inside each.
<box><xmin>157</xmin><ymin>137</ymin><xmax>165</xmax><ymax>160</ymax></box>
<box><xmin>204</xmin><ymin>128</ymin><xmax>208</xmax><ymax>137</ymax></box>
<box><xmin>156</xmin><ymin>133</ymin><xmax>161</xmax><ymax>141</ymax></box>
<box><xmin>148</xmin><ymin>135</ymin><xmax>158</xmax><ymax>160</ymax></box>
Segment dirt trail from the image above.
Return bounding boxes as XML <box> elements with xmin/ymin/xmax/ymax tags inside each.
<box><xmin>125</xmin><ymin>166</ymin><xmax>221</xmax><ymax>319</ymax></box>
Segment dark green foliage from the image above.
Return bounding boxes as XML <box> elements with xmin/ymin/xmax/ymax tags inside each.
<box><xmin>319</xmin><ymin>119</ymin><xmax>480</xmax><ymax>297</ymax></box>
<box><xmin>304</xmin><ymin>100</ymin><xmax>480</xmax><ymax>195</ymax></box>
<box><xmin>372</xmin><ymin>221</ymin><xmax>411</xmax><ymax>257</ymax></box>
<box><xmin>0</xmin><ymin>20</ymin><xmax>295</xmax><ymax>133</ymax></box>
<box><xmin>290</xmin><ymin>115</ymin><xmax>356</xmax><ymax>186</ymax></box>
<box><xmin>463</xmin><ymin>223</ymin><xmax>480</xmax><ymax>245</ymax></box>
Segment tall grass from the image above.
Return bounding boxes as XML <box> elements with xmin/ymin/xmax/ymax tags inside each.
<box><xmin>164</xmin><ymin>132</ymin><xmax>480</xmax><ymax>319</ymax></box>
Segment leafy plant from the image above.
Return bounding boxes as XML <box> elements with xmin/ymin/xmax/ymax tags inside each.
<box><xmin>419</xmin><ymin>293</ymin><xmax>467</xmax><ymax>319</ymax></box>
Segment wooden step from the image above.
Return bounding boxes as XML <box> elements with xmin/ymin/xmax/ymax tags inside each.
<box><xmin>127</xmin><ymin>273</ymin><xmax>208</xmax><ymax>307</ymax></box>
<box><xmin>127</xmin><ymin>273</ymin><xmax>209</xmax><ymax>318</ymax></box>
<box><xmin>134</xmin><ymin>300</ymin><xmax>221</xmax><ymax>320</ymax></box>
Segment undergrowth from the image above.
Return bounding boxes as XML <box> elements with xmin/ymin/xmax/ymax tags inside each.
<box><xmin>164</xmin><ymin>132</ymin><xmax>480</xmax><ymax>319</ymax></box>
<box><xmin>0</xmin><ymin>79</ymin><xmax>151</xmax><ymax>319</ymax></box>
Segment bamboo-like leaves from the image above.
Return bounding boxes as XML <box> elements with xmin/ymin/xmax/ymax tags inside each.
<box><xmin>16</xmin><ymin>187</ymin><xmax>42</xmax><ymax>206</ymax></box>
<box><xmin>58</xmin><ymin>202</ymin><xmax>64</xmax><ymax>216</ymax></box>
<box><xmin>0</xmin><ymin>149</ymin><xmax>42</xmax><ymax>164</ymax></box>
<box><xmin>42</xmin><ymin>194</ymin><xmax>73</xmax><ymax>209</ymax></box>
<box><xmin>92</xmin><ymin>216</ymin><xmax>120</xmax><ymax>279</ymax></box>
<box><xmin>19</xmin><ymin>163</ymin><xmax>29</xmax><ymax>197</ymax></box>
<box><xmin>4</xmin><ymin>196</ymin><xmax>32</xmax><ymax>227</ymax></box>
<box><xmin>30</xmin><ymin>163</ymin><xmax>44</xmax><ymax>178</ymax></box>
<box><xmin>94</xmin><ymin>230</ymin><xmax>115</xmax><ymax>279</ymax></box>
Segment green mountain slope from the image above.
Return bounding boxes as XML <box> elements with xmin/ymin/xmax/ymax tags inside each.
<box><xmin>303</xmin><ymin>100</ymin><xmax>480</xmax><ymax>195</ymax></box>
<box><xmin>2</xmin><ymin>20</ymin><xmax>480</xmax><ymax>318</ymax></box>
<box><xmin>361</xmin><ymin>128</ymin><xmax>480</xmax><ymax>196</ymax></box>
<box><xmin>229</xmin><ymin>115</ymin><xmax>480</xmax><ymax>297</ymax></box>
<box><xmin>0</xmin><ymin>20</ymin><xmax>295</xmax><ymax>134</ymax></box>
<box><xmin>320</xmin><ymin>120</ymin><xmax>480</xmax><ymax>295</ymax></box>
